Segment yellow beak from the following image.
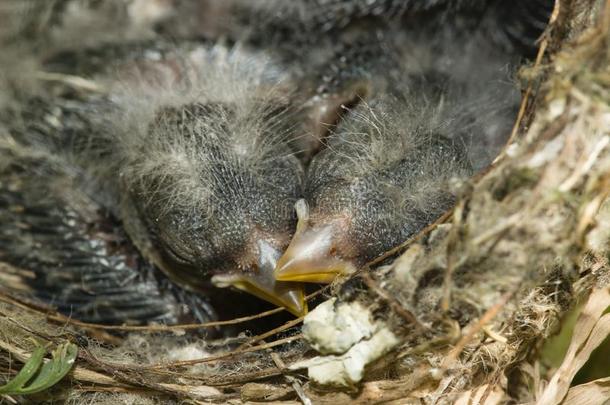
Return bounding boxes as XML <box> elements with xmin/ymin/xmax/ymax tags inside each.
<box><xmin>274</xmin><ymin>200</ymin><xmax>356</xmax><ymax>284</ymax></box>
<box><xmin>212</xmin><ymin>240</ymin><xmax>307</xmax><ymax>317</ymax></box>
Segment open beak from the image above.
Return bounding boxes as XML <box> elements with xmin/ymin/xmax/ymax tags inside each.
<box><xmin>274</xmin><ymin>200</ymin><xmax>356</xmax><ymax>284</ymax></box>
<box><xmin>212</xmin><ymin>240</ymin><xmax>307</xmax><ymax>317</ymax></box>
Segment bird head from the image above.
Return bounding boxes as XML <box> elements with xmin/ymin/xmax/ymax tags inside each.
<box><xmin>120</xmin><ymin>101</ymin><xmax>308</xmax><ymax>316</ymax></box>
<box><xmin>273</xmin><ymin>175</ymin><xmax>411</xmax><ymax>285</ymax></box>
<box><xmin>275</xmin><ymin>97</ymin><xmax>470</xmax><ymax>286</ymax></box>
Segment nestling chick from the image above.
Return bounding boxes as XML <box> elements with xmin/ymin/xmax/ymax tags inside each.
<box><xmin>275</xmin><ymin>2</ymin><xmax>553</xmax><ymax>284</ymax></box>
<box><xmin>0</xmin><ymin>38</ymin><xmax>308</xmax><ymax>321</ymax></box>
<box><xmin>275</xmin><ymin>86</ymin><xmax>473</xmax><ymax>283</ymax></box>
<box><xmin>107</xmin><ymin>45</ymin><xmax>307</xmax><ymax>316</ymax></box>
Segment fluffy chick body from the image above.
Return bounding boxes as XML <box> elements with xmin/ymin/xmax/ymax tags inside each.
<box><xmin>1</xmin><ymin>37</ymin><xmax>308</xmax><ymax>321</ymax></box>
<box><xmin>275</xmin><ymin>1</ymin><xmax>553</xmax><ymax>282</ymax></box>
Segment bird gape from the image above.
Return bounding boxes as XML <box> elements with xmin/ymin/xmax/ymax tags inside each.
<box><xmin>0</xmin><ymin>1</ymin><xmax>554</xmax><ymax>327</ymax></box>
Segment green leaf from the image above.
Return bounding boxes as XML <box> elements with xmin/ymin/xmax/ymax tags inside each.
<box><xmin>0</xmin><ymin>342</ymin><xmax>77</xmax><ymax>395</ymax></box>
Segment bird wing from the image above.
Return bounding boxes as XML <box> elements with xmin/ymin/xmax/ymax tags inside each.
<box><xmin>0</xmin><ymin>145</ymin><xmax>215</xmax><ymax>325</ymax></box>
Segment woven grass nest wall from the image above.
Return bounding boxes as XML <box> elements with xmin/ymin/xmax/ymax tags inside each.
<box><xmin>1</xmin><ymin>0</ymin><xmax>610</xmax><ymax>403</ymax></box>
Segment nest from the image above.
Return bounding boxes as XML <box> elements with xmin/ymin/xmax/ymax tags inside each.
<box><xmin>2</xmin><ymin>0</ymin><xmax>610</xmax><ymax>403</ymax></box>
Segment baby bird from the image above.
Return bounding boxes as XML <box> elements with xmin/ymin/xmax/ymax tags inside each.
<box><xmin>0</xmin><ymin>37</ymin><xmax>309</xmax><ymax>321</ymax></box>
<box><xmin>275</xmin><ymin>83</ymin><xmax>475</xmax><ymax>283</ymax></box>
<box><xmin>276</xmin><ymin>102</ymin><xmax>470</xmax><ymax>282</ymax></box>
<box><xmin>274</xmin><ymin>1</ymin><xmax>553</xmax><ymax>284</ymax></box>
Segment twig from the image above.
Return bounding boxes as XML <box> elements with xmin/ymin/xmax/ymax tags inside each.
<box><xmin>0</xmin><ymin>288</ymin><xmax>325</xmax><ymax>333</ymax></box>
<box><xmin>270</xmin><ymin>350</ymin><xmax>311</xmax><ymax>405</ymax></box>
<box><xmin>237</xmin><ymin>316</ymin><xmax>304</xmax><ymax>350</ymax></box>
<box><xmin>506</xmin><ymin>0</ymin><xmax>560</xmax><ymax>147</ymax></box>
<box><xmin>440</xmin><ymin>287</ymin><xmax>518</xmax><ymax>371</ymax></box>
<box><xmin>79</xmin><ymin>334</ymin><xmax>302</xmax><ymax>372</ymax></box>
<box><xmin>79</xmin><ymin>349</ymin><xmax>224</xmax><ymax>401</ymax></box>
<box><xmin>441</xmin><ymin>200</ymin><xmax>466</xmax><ymax>312</ymax></box>
<box><xmin>367</xmin><ymin>209</ymin><xmax>454</xmax><ymax>267</ymax></box>
<box><xmin>361</xmin><ymin>272</ymin><xmax>427</xmax><ymax>332</ymax></box>
<box><xmin>34</xmin><ymin>71</ymin><xmax>105</xmax><ymax>93</ymax></box>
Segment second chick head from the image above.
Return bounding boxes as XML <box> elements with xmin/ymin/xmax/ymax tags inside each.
<box><xmin>275</xmin><ymin>98</ymin><xmax>470</xmax><ymax>285</ymax></box>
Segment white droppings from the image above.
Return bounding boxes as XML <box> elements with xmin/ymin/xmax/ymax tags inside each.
<box><xmin>291</xmin><ymin>327</ymin><xmax>400</xmax><ymax>387</ymax></box>
<box><xmin>294</xmin><ymin>297</ymin><xmax>401</xmax><ymax>386</ymax></box>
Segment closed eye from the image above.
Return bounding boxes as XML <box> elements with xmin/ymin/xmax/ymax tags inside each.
<box><xmin>162</xmin><ymin>241</ymin><xmax>195</xmax><ymax>266</ymax></box>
